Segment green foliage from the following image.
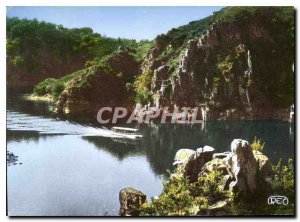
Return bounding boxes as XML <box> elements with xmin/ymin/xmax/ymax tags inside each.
<box><xmin>272</xmin><ymin>158</ymin><xmax>294</xmax><ymax>197</ymax></box>
<box><xmin>213</xmin><ymin>7</ymin><xmax>294</xmax><ymax>25</ymax></box>
<box><xmin>214</xmin><ymin>7</ymin><xmax>294</xmax><ymax>109</ymax></box>
<box><xmin>132</xmin><ymin>40</ymin><xmax>154</xmax><ymax>62</ymax></box>
<box><xmin>140</xmin><ymin>139</ymin><xmax>294</xmax><ymax>216</ymax></box>
<box><xmin>6</xmin><ymin>17</ymin><xmax>147</xmax><ymax>76</ymax></box>
<box><xmin>8</xmin><ymin>56</ymin><xmax>24</xmax><ymax>67</ymax></box>
<box><xmin>251</xmin><ymin>137</ymin><xmax>265</xmax><ymax>152</ymax></box>
<box><xmin>34</xmin><ymin>78</ymin><xmax>65</xmax><ymax>98</ymax></box>
<box><xmin>6</xmin><ymin>38</ymin><xmax>21</xmax><ymax>54</ymax></box>
<box><xmin>217</xmin><ymin>55</ymin><xmax>234</xmax><ymax>73</ymax></box>
<box><xmin>217</xmin><ymin>55</ymin><xmax>234</xmax><ymax>83</ymax></box>
<box><xmin>134</xmin><ymin>91</ymin><xmax>153</xmax><ymax>106</ymax></box>
<box><xmin>133</xmin><ymin>71</ymin><xmax>153</xmax><ymax>105</ymax></box>
<box><xmin>229</xmin><ymin>158</ymin><xmax>294</xmax><ymax>215</ymax></box>
<box><xmin>163</xmin><ymin>16</ymin><xmax>212</xmax><ymax>48</ymax></box>
<box><xmin>213</xmin><ymin>77</ymin><xmax>221</xmax><ymax>89</ymax></box>
<box><xmin>141</xmin><ymin>171</ymin><xmax>230</xmax><ymax>216</ymax></box>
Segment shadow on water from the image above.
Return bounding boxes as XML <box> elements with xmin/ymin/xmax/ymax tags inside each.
<box><xmin>84</xmin><ymin>121</ymin><xmax>294</xmax><ymax>176</ymax></box>
<box><xmin>7</xmin><ymin>129</ymin><xmax>60</xmax><ymax>143</ymax></box>
<box><xmin>82</xmin><ymin>136</ymin><xmax>145</xmax><ymax>160</ymax></box>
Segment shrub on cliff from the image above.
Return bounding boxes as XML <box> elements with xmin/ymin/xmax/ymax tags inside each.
<box><xmin>133</xmin><ymin>71</ymin><xmax>153</xmax><ymax>105</ymax></box>
<box><xmin>34</xmin><ymin>78</ymin><xmax>65</xmax><ymax>98</ymax></box>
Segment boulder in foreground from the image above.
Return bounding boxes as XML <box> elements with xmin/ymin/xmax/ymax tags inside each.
<box><xmin>119</xmin><ymin>187</ymin><xmax>148</xmax><ymax>216</ymax></box>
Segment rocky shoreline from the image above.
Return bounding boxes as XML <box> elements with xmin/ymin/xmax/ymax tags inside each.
<box><xmin>24</xmin><ymin>94</ymin><xmax>293</xmax><ymax>123</ymax></box>
<box><xmin>119</xmin><ymin>139</ymin><xmax>293</xmax><ymax>216</ymax></box>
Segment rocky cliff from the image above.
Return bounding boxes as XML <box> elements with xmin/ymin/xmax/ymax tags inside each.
<box><xmin>141</xmin><ymin>7</ymin><xmax>294</xmax><ymax>120</ymax></box>
<box><xmin>26</xmin><ymin>7</ymin><xmax>294</xmax><ymax>121</ymax></box>
<box><xmin>34</xmin><ymin>50</ymin><xmax>140</xmax><ymax>115</ymax></box>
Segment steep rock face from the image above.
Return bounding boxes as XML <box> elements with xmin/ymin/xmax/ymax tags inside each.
<box><xmin>56</xmin><ymin>68</ymin><xmax>129</xmax><ymax>115</ymax></box>
<box><xmin>142</xmin><ymin>7</ymin><xmax>294</xmax><ymax>120</ymax></box>
<box><xmin>107</xmin><ymin>50</ymin><xmax>140</xmax><ymax>83</ymax></box>
<box><xmin>54</xmin><ymin>50</ymin><xmax>140</xmax><ymax>115</ymax></box>
<box><xmin>171</xmin><ymin>20</ymin><xmax>266</xmax><ymax>110</ymax></box>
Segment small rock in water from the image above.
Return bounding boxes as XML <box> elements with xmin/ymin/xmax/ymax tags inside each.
<box><xmin>7</xmin><ymin>151</ymin><xmax>20</xmax><ymax>166</ymax></box>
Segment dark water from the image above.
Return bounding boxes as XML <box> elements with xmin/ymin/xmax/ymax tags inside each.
<box><xmin>7</xmin><ymin>93</ymin><xmax>295</xmax><ymax>216</ymax></box>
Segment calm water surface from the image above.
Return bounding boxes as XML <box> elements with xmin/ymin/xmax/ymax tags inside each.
<box><xmin>7</xmin><ymin>93</ymin><xmax>295</xmax><ymax>216</ymax></box>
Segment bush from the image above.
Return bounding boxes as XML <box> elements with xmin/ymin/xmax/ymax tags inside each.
<box><xmin>135</xmin><ymin>90</ymin><xmax>153</xmax><ymax>106</ymax></box>
<box><xmin>229</xmin><ymin>158</ymin><xmax>294</xmax><ymax>215</ymax></box>
<box><xmin>133</xmin><ymin>71</ymin><xmax>153</xmax><ymax>105</ymax></box>
<box><xmin>9</xmin><ymin>56</ymin><xmax>24</xmax><ymax>67</ymax></box>
<box><xmin>272</xmin><ymin>158</ymin><xmax>294</xmax><ymax>197</ymax></box>
<box><xmin>51</xmin><ymin>82</ymin><xmax>65</xmax><ymax>97</ymax></box>
<box><xmin>34</xmin><ymin>78</ymin><xmax>56</xmax><ymax>96</ymax></box>
<box><xmin>33</xmin><ymin>78</ymin><xmax>64</xmax><ymax>98</ymax></box>
<box><xmin>251</xmin><ymin>137</ymin><xmax>265</xmax><ymax>152</ymax></box>
<box><xmin>141</xmin><ymin>140</ymin><xmax>294</xmax><ymax>216</ymax></box>
<box><xmin>141</xmin><ymin>171</ymin><xmax>230</xmax><ymax>216</ymax></box>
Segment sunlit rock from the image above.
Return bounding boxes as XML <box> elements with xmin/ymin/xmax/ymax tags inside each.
<box><xmin>119</xmin><ymin>187</ymin><xmax>148</xmax><ymax>216</ymax></box>
<box><xmin>229</xmin><ymin>139</ymin><xmax>257</xmax><ymax>194</ymax></box>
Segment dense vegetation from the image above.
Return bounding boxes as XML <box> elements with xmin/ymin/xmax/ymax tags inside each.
<box><xmin>141</xmin><ymin>139</ymin><xmax>294</xmax><ymax>216</ymax></box>
<box><xmin>27</xmin><ymin>12</ymin><xmax>212</xmax><ymax>105</ymax></box>
<box><xmin>132</xmin><ymin>15</ymin><xmax>213</xmax><ymax>105</ymax></box>
<box><xmin>213</xmin><ymin>7</ymin><xmax>295</xmax><ymax>108</ymax></box>
<box><xmin>7</xmin><ymin>17</ymin><xmax>152</xmax><ymax>89</ymax></box>
<box><xmin>7</xmin><ymin>17</ymin><xmax>152</xmax><ymax>66</ymax></box>
<box><xmin>10</xmin><ymin>6</ymin><xmax>295</xmax><ymax>115</ymax></box>
<box><xmin>158</xmin><ymin>15</ymin><xmax>212</xmax><ymax>48</ymax></box>
<box><xmin>213</xmin><ymin>6</ymin><xmax>294</xmax><ymax>27</ymax></box>
<box><xmin>141</xmin><ymin>170</ymin><xmax>230</xmax><ymax>216</ymax></box>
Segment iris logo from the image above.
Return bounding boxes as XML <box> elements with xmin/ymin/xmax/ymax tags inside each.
<box><xmin>267</xmin><ymin>196</ymin><xmax>289</xmax><ymax>205</ymax></box>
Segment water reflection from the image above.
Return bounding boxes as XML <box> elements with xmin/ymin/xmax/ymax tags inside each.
<box><xmin>84</xmin><ymin>121</ymin><xmax>294</xmax><ymax>176</ymax></box>
<box><xmin>83</xmin><ymin>136</ymin><xmax>144</xmax><ymax>160</ymax></box>
<box><xmin>7</xmin><ymin>92</ymin><xmax>295</xmax><ymax>215</ymax></box>
<box><xmin>7</xmin><ymin>130</ymin><xmax>56</xmax><ymax>143</ymax></box>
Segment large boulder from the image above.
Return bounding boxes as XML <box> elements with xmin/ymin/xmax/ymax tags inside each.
<box><xmin>176</xmin><ymin>146</ymin><xmax>215</xmax><ymax>182</ymax></box>
<box><xmin>173</xmin><ymin>149</ymin><xmax>195</xmax><ymax>166</ymax></box>
<box><xmin>228</xmin><ymin>139</ymin><xmax>257</xmax><ymax>194</ymax></box>
<box><xmin>253</xmin><ymin>150</ymin><xmax>273</xmax><ymax>182</ymax></box>
<box><xmin>119</xmin><ymin>187</ymin><xmax>148</xmax><ymax>216</ymax></box>
<box><xmin>200</xmin><ymin>158</ymin><xmax>228</xmax><ymax>176</ymax></box>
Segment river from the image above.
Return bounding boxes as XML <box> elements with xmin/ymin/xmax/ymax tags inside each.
<box><xmin>7</xmin><ymin>93</ymin><xmax>294</xmax><ymax>216</ymax></box>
